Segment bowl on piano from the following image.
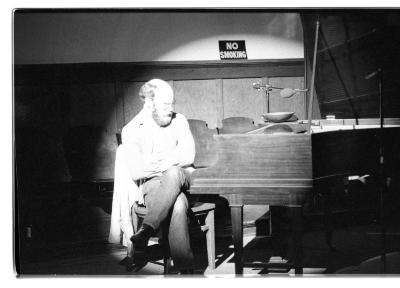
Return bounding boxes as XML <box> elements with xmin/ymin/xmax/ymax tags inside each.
<box><xmin>262</xmin><ymin>111</ymin><xmax>295</xmax><ymax>123</ymax></box>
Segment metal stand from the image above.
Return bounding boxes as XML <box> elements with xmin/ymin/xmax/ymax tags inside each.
<box><xmin>377</xmin><ymin>68</ymin><xmax>387</xmax><ymax>273</ymax></box>
<box><xmin>365</xmin><ymin>67</ymin><xmax>386</xmax><ymax>273</ymax></box>
<box><xmin>307</xmin><ymin>18</ymin><xmax>320</xmax><ymax>134</ymax></box>
<box><xmin>265</xmin><ymin>86</ymin><xmax>271</xmax><ymax>113</ymax></box>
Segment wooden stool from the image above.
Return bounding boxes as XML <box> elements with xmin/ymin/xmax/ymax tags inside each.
<box><xmin>133</xmin><ymin>201</ymin><xmax>216</xmax><ymax>273</ymax></box>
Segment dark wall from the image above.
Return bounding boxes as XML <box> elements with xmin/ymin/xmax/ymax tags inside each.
<box><xmin>302</xmin><ymin>11</ymin><xmax>400</xmax><ymax>119</ymax></box>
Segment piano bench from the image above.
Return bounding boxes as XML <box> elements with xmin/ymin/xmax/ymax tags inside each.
<box><xmin>132</xmin><ymin>201</ymin><xmax>216</xmax><ymax>273</ymax></box>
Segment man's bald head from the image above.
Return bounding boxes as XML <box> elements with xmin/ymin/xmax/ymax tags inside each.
<box><xmin>139</xmin><ymin>79</ymin><xmax>173</xmax><ymax>102</ymax></box>
<box><xmin>139</xmin><ymin>79</ymin><xmax>175</xmax><ymax>127</ymax></box>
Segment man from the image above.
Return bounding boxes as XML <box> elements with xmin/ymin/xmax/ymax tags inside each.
<box><xmin>120</xmin><ymin>79</ymin><xmax>196</xmax><ymax>271</ymax></box>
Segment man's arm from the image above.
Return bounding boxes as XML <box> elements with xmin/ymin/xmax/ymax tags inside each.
<box><xmin>121</xmin><ymin>126</ymin><xmax>163</xmax><ymax>181</ymax></box>
<box><xmin>173</xmin><ymin>114</ymin><xmax>196</xmax><ymax>167</ymax></box>
<box><xmin>157</xmin><ymin>114</ymin><xmax>195</xmax><ymax>171</ymax></box>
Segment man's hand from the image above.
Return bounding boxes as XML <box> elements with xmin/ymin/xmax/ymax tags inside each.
<box><xmin>146</xmin><ymin>153</ymin><xmax>176</xmax><ymax>172</ymax></box>
<box><xmin>156</xmin><ymin>157</ymin><xmax>177</xmax><ymax>172</ymax></box>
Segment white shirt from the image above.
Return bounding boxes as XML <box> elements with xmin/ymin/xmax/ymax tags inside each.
<box><xmin>121</xmin><ymin>107</ymin><xmax>195</xmax><ymax>181</ymax></box>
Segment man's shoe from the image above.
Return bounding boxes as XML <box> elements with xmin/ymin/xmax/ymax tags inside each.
<box><xmin>125</xmin><ymin>256</ymin><xmax>135</xmax><ymax>272</ymax></box>
<box><xmin>130</xmin><ymin>224</ymin><xmax>154</xmax><ymax>262</ymax></box>
<box><xmin>130</xmin><ymin>224</ymin><xmax>154</xmax><ymax>244</ymax></box>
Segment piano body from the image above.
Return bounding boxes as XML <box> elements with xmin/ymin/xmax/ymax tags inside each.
<box><xmin>190</xmin><ymin>11</ymin><xmax>400</xmax><ymax>274</ymax></box>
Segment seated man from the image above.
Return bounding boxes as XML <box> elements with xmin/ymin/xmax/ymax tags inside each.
<box><xmin>114</xmin><ymin>79</ymin><xmax>196</xmax><ymax>272</ymax></box>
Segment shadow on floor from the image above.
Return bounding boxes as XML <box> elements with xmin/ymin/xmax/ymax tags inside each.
<box><xmin>17</xmin><ymin>207</ymin><xmax>400</xmax><ymax>276</ymax></box>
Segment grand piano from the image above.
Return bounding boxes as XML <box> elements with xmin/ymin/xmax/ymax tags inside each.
<box><xmin>190</xmin><ymin>11</ymin><xmax>400</xmax><ymax>274</ymax></box>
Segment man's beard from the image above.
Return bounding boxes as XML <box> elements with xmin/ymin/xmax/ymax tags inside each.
<box><xmin>152</xmin><ymin>108</ymin><xmax>173</xmax><ymax>127</ymax></box>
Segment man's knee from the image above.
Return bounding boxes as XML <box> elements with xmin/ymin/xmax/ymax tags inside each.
<box><xmin>163</xmin><ymin>166</ymin><xmax>185</xmax><ymax>183</ymax></box>
<box><xmin>173</xmin><ymin>193</ymin><xmax>189</xmax><ymax>214</ymax></box>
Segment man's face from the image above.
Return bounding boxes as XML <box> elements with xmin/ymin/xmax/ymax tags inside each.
<box><xmin>152</xmin><ymin>85</ymin><xmax>175</xmax><ymax>127</ymax></box>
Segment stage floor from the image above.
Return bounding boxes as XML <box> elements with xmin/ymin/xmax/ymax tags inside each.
<box><xmin>17</xmin><ymin>220</ymin><xmax>400</xmax><ymax>276</ymax></box>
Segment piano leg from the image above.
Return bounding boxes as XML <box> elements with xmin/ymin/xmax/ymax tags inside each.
<box><xmin>230</xmin><ymin>204</ymin><xmax>244</xmax><ymax>274</ymax></box>
<box><xmin>289</xmin><ymin>206</ymin><xmax>303</xmax><ymax>275</ymax></box>
<box><xmin>323</xmin><ymin>185</ymin><xmax>336</xmax><ymax>252</ymax></box>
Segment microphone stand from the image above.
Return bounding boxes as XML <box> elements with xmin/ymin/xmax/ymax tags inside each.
<box><xmin>266</xmin><ymin>85</ymin><xmax>271</xmax><ymax>113</ymax></box>
<box><xmin>252</xmin><ymin>83</ymin><xmax>276</xmax><ymax>113</ymax></box>
<box><xmin>365</xmin><ymin>67</ymin><xmax>386</xmax><ymax>272</ymax></box>
<box><xmin>377</xmin><ymin>68</ymin><xmax>387</xmax><ymax>273</ymax></box>
<box><xmin>252</xmin><ymin>83</ymin><xmax>308</xmax><ymax>113</ymax></box>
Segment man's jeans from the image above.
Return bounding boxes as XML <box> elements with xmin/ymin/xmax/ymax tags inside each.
<box><xmin>141</xmin><ymin>166</ymin><xmax>194</xmax><ymax>269</ymax></box>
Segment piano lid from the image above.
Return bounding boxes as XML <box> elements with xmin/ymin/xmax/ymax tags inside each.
<box><xmin>301</xmin><ymin>11</ymin><xmax>400</xmax><ymax>119</ymax></box>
